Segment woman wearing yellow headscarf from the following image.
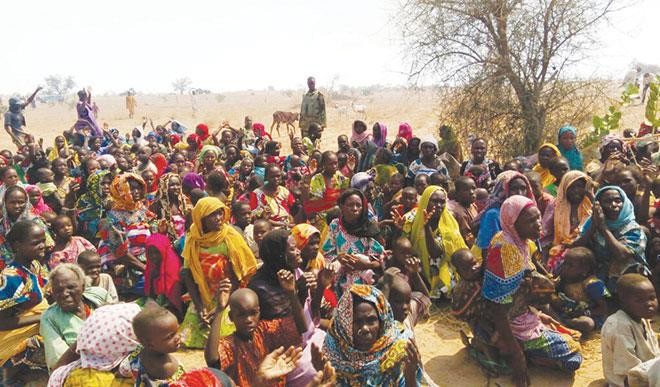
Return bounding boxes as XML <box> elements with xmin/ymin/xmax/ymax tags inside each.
<box><xmin>532</xmin><ymin>143</ymin><xmax>561</xmax><ymax>187</ymax></box>
<box><xmin>179</xmin><ymin>197</ymin><xmax>258</xmax><ymax>348</ymax></box>
<box><xmin>402</xmin><ymin>185</ymin><xmax>467</xmax><ymax>298</ymax></box>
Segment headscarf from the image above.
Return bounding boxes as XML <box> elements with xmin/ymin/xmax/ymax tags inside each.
<box><xmin>196</xmin><ymin>145</ymin><xmax>222</xmax><ymax>170</ymax></box>
<box><xmin>397</xmin><ymin>123</ymin><xmax>413</xmax><ymax>142</ymax></box>
<box><xmin>171</xmin><ymin>120</ymin><xmax>187</xmax><ymax>135</ymax></box>
<box><xmin>557</xmin><ymin>125</ymin><xmax>583</xmax><ymax>171</ymax></box>
<box><xmin>187</xmin><ymin>133</ymin><xmax>203</xmax><ymax>150</ymax></box>
<box><xmin>47</xmin><ymin>137</ymin><xmax>69</xmax><ymax>161</ymax></box>
<box><xmin>1</xmin><ymin>186</ymin><xmax>35</xmax><ymax>233</ymax></box>
<box><xmin>182</xmin><ymin>172</ymin><xmax>206</xmax><ymax>191</ymax></box>
<box><xmin>249</xmin><ymin>229</ymin><xmax>303</xmax><ymax>319</ymax></box>
<box><xmin>47</xmin><ymin>303</ymin><xmax>142</xmax><ymax>387</ymax></box>
<box><xmin>581</xmin><ymin>186</ymin><xmax>635</xmax><ymax>234</ymax></box>
<box><xmin>145</xmin><ymin>233</ymin><xmax>183</xmax><ymax>312</ymax></box>
<box><xmin>195</xmin><ymin>123</ymin><xmax>210</xmax><ymax>141</ymax></box>
<box><xmin>532</xmin><ymin>143</ymin><xmax>561</xmax><ymax>187</ymax></box>
<box><xmin>409</xmin><ymin>186</ymin><xmax>467</xmax><ymax>293</ymax></box>
<box><xmin>76</xmin><ymin>170</ymin><xmax>111</xmax><ymax>214</ymax></box>
<box><xmin>600</xmin><ymin>134</ymin><xmax>624</xmax><ymax>155</ymax></box>
<box><xmin>350</xmin><ymin>172</ymin><xmax>374</xmax><ymax>193</ymax></box>
<box><xmin>291</xmin><ymin>223</ymin><xmax>321</xmax><ymax>250</ymax></box>
<box><xmin>553</xmin><ymin>171</ymin><xmax>592</xmax><ymax>245</ymax></box>
<box><xmin>323</xmin><ymin>284</ymin><xmax>412</xmax><ymax>386</ymax></box>
<box><xmin>96</xmin><ymin>154</ymin><xmax>116</xmax><ymax>169</ymax></box>
<box><xmin>358</xmin><ymin>141</ymin><xmax>378</xmax><ymax>172</ymax></box>
<box><xmin>109</xmin><ymin>173</ymin><xmax>146</xmax><ymax>212</ymax></box>
<box><xmin>500</xmin><ymin>195</ymin><xmax>537</xmax><ymax>261</ymax></box>
<box><xmin>182</xmin><ymin>197</ymin><xmax>257</xmax><ymax>308</ymax></box>
<box><xmin>338</xmin><ymin>189</ymin><xmax>380</xmax><ymax>239</ymax></box>
<box><xmin>252</xmin><ymin>122</ymin><xmax>268</xmax><ymax>138</ymax></box>
<box><xmin>150</xmin><ymin>153</ymin><xmax>168</xmax><ymax>178</ymax></box>
<box><xmin>481</xmin><ymin>196</ymin><xmax>536</xmax><ymax>304</ymax></box>
<box><xmin>419</xmin><ymin>135</ymin><xmax>438</xmax><ymax>153</ymax></box>
<box><xmin>25</xmin><ymin>185</ymin><xmax>52</xmax><ymax>216</ymax></box>
<box><xmin>156</xmin><ymin>173</ymin><xmax>192</xmax><ymax>240</ymax></box>
<box><xmin>350</xmin><ymin>127</ymin><xmax>371</xmax><ymax>146</ymax></box>
<box><xmin>373</xmin><ymin>122</ymin><xmax>387</xmax><ymax>147</ymax></box>
<box><xmin>478</xmin><ymin>170</ymin><xmax>535</xmax><ymax>219</ymax></box>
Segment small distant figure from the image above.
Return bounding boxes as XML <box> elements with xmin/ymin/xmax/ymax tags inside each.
<box><xmin>642</xmin><ymin>73</ymin><xmax>655</xmax><ymax>104</ymax></box>
<box><xmin>190</xmin><ymin>90</ymin><xmax>198</xmax><ymax>118</ymax></box>
<box><xmin>73</xmin><ymin>88</ymin><xmax>102</xmax><ymax>139</ymax></box>
<box><xmin>299</xmin><ymin>76</ymin><xmax>326</xmax><ymax>138</ymax></box>
<box><xmin>125</xmin><ymin>88</ymin><xmax>137</xmax><ymax>119</ymax></box>
<box><xmin>3</xmin><ymin>86</ymin><xmax>42</xmax><ymax>147</ymax></box>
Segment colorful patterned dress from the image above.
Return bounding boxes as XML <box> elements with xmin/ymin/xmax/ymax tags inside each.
<box><xmin>321</xmin><ymin>218</ymin><xmax>384</xmax><ymax>297</ymax></box>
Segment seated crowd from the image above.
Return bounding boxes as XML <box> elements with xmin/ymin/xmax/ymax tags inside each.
<box><xmin>0</xmin><ymin>115</ymin><xmax>659</xmax><ymax>387</ymax></box>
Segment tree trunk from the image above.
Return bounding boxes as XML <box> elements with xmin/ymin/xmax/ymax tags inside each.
<box><xmin>519</xmin><ymin>95</ymin><xmax>546</xmax><ymax>155</ymax></box>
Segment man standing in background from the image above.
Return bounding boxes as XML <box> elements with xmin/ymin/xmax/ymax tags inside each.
<box><xmin>299</xmin><ymin>76</ymin><xmax>326</xmax><ymax>138</ymax></box>
<box><xmin>126</xmin><ymin>89</ymin><xmax>137</xmax><ymax>119</ymax></box>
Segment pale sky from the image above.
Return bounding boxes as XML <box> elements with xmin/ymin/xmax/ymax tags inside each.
<box><xmin>1</xmin><ymin>0</ymin><xmax>658</xmax><ymax>94</ymax></box>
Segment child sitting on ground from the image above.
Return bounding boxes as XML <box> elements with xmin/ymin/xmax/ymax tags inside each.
<box><xmin>204</xmin><ymin>272</ymin><xmax>307</xmax><ymax>387</ymax></box>
<box><xmin>48</xmin><ymin>214</ymin><xmax>96</xmax><ymax>269</ymax></box>
<box><xmin>550</xmin><ymin>247</ymin><xmax>609</xmax><ymax>335</ymax></box>
<box><xmin>77</xmin><ymin>249</ymin><xmax>118</xmax><ymax>303</ymax></box>
<box><xmin>131</xmin><ymin>303</ymin><xmax>184</xmax><ymax>385</ymax></box>
<box><xmin>382</xmin><ymin>237</ymin><xmax>431</xmax><ymax>331</ymax></box>
<box><xmin>601</xmin><ymin>273</ymin><xmax>660</xmax><ymax>387</ymax></box>
<box><xmin>450</xmin><ymin>249</ymin><xmax>487</xmax><ymax>330</ymax></box>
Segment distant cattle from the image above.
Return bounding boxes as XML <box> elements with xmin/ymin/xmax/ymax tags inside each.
<box><xmin>271</xmin><ymin>111</ymin><xmax>299</xmax><ymax>137</ymax></box>
<box><xmin>351</xmin><ymin>101</ymin><xmax>367</xmax><ymax>119</ymax></box>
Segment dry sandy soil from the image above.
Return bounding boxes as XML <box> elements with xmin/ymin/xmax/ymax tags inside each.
<box><xmin>14</xmin><ymin>87</ymin><xmax>650</xmax><ymax>386</ymax></box>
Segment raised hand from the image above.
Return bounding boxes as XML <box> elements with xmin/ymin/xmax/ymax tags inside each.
<box><xmin>308</xmin><ymin>158</ymin><xmax>318</xmax><ymax>175</ymax></box>
<box><xmin>337</xmin><ymin>253</ymin><xmax>357</xmax><ymax>271</ymax></box>
<box><xmin>307</xmin><ymin>362</ymin><xmax>337</xmax><ymax>387</ymax></box>
<box><xmin>302</xmin><ymin>271</ymin><xmax>318</xmax><ymax>292</ymax></box>
<box><xmin>215</xmin><ymin>278</ymin><xmax>232</xmax><ymax>310</ymax></box>
<box><xmin>592</xmin><ymin>202</ymin><xmax>606</xmax><ymax>231</ymax></box>
<box><xmin>390</xmin><ymin>204</ymin><xmax>405</xmax><ymax>229</ymax></box>
<box><xmin>257</xmin><ymin>346</ymin><xmax>303</xmax><ymax>382</ymax></box>
<box><xmin>404</xmin><ymin>257</ymin><xmax>421</xmax><ymax>274</ymax></box>
<box><xmin>403</xmin><ymin>339</ymin><xmax>421</xmax><ymax>382</ymax></box>
<box><xmin>277</xmin><ymin>269</ymin><xmax>297</xmax><ymax>294</ymax></box>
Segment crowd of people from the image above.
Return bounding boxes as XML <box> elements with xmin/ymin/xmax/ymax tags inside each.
<box><xmin>1</xmin><ymin>82</ymin><xmax>660</xmax><ymax>386</ymax></box>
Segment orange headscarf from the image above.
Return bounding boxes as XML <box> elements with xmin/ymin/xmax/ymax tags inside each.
<box><xmin>553</xmin><ymin>171</ymin><xmax>593</xmax><ymax>245</ymax></box>
<box><xmin>110</xmin><ymin>173</ymin><xmax>147</xmax><ymax>211</ymax></box>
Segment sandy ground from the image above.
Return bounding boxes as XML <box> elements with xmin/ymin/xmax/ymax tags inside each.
<box><xmin>12</xmin><ymin>87</ymin><xmax>650</xmax><ymax>386</ymax></box>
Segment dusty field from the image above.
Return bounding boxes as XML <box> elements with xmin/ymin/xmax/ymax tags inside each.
<box><xmin>13</xmin><ymin>87</ymin><xmax>650</xmax><ymax>386</ymax></box>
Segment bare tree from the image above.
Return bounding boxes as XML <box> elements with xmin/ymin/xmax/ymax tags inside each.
<box><xmin>401</xmin><ymin>0</ymin><xmax>619</xmax><ymax>156</ymax></box>
<box><xmin>44</xmin><ymin>75</ymin><xmax>76</xmax><ymax>100</ymax></box>
<box><xmin>172</xmin><ymin>77</ymin><xmax>192</xmax><ymax>95</ymax></box>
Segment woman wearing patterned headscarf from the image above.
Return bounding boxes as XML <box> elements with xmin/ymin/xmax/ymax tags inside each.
<box><xmin>483</xmin><ymin>196</ymin><xmax>582</xmax><ymax>385</ymax></box>
<box><xmin>97</xmin><ymin>173</ymin><xmax>154</xmax><ymax>296</ymax></box>
<box><xmin>323</xmin><ymin>284</ymin><xmax>421</xmax><ymax>386</ymax></box>
<box><xmin>150</xmin><ymin>173</ymin><xmax>192</xmax><ymax>241</ymax></box>
<box><xmin>474</xmin><ymin>171</ymin><xmax>536</xmax><ymax>259</ymax></box>
<box><xmin>76</xmin><ymin>170</ymin><xmax>113</xmax><ymax>243</ymax></box>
